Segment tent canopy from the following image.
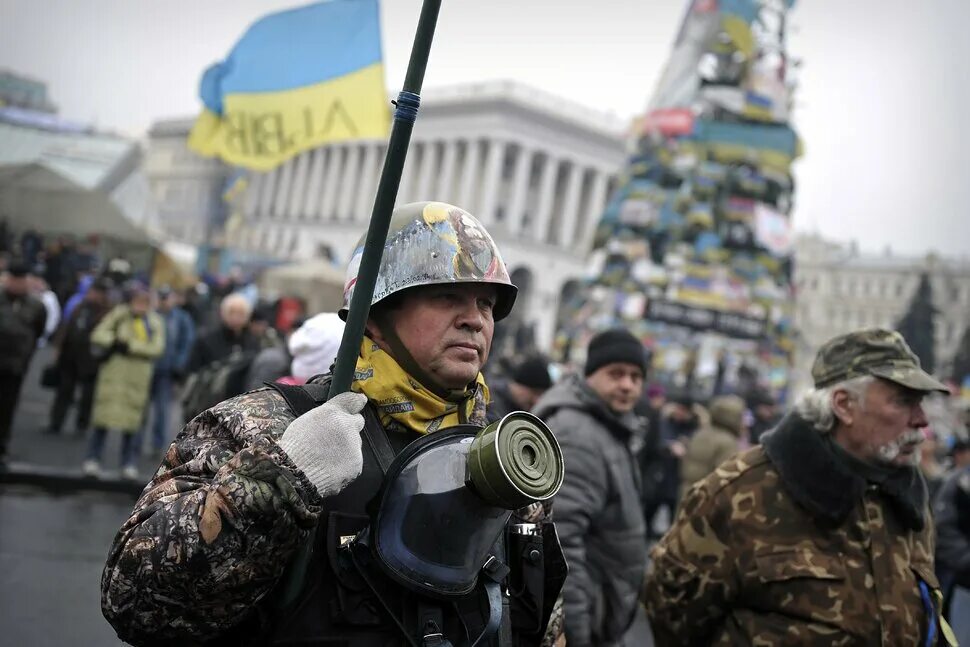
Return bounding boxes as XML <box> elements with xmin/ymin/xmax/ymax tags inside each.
<box><xmin>0</xmin><ymin>162</ymin><xmax>152</xmax><ymax>246</ymax></box>
<box><xmin>259</xmin><ymin>259</ymin><xmax>345</xmax><ymax>316</ymax></box>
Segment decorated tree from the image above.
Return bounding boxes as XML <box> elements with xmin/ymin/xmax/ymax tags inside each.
<box><xmin>554</xmin><ymin>0</ymin><xmax>801</xmax><ymax>401</ymax></box>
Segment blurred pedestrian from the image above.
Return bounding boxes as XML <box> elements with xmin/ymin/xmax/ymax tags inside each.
<box><xmin>83</xmin><ymin>285</ymin><xmax>164</xmax><ymax>479</ymax></box>
<box><xmin>934</xmin><ymin>452</ymin><xmax>970</xmax><ymax>642</ymax></box>
<box><xmin>248</xmin><ymin>302</ymin><xmax>282</xmax><ymax>350</ymax></box>
<box><xmin>747</xmin><ymin>388</ymin><xmax>780</xmax><ymax>443</ymax></box>
<box><xmin>46</xmin><ymin>278</ymin><xmax>112</xmax><ymax>436</ymax></box>
<box><xmin>920</xmin><ymin>429</ymin><xmax>947</xmax><ymax>500</ymax></box>
<box><xmin>679</xmin><ymin>394</ymin><xmax>745</xmax><ymax>498</ymax></box>
<box><xmin>486</xmin><ymin>353</ymin><xmax>553</xmax><ymax>422</ymax></box>
<box><xmin>28</xmin><ymin>265</ymin><xmax>60</xmax><ymax>346</ymax></box>
<box><xmin>645</xmin><ymin>328</ymin><xmax>955</xmax><ymax>644</ymax></box>
<box><xmin>0</xmin><ymin>261</ymin><xmax>48</xmax><ymax>464</ymax></box>
<box><xmin>950</xmin><ymin>438</ymin><xmax>970</xmax><ymax>471</ymax></box>
<box><xmin>61</xmin><ymin>273</ymin><xmax>96</xmax><ymax>323</ymax></box>
<box><xmin>648</xmin><ymin>390</ymin><xmax>705</xmax><ymax>535</ymax></box>
<box><xmin>182</xmin><ymin>293</ymin><xmax>260</xmax><ymax>421</ymax></box>
<box><xmin>636</xmin><ymin>383</ymin><xmax>667</xmax><ymax>540</ymax></box>
<box><xmin>268</xmin><ymin>311</ymin><xmax>345</xmax><ymax>386</ymax></box>
<box><xmin>19</xmin><ymin>229</ymin><xmax>43</xmax><ymax>266</ymax></box>
<box><xmin>533</xmin><ymin>328</ymin><xmax>648</xmax><ymax>647</ymax></box>
<box><xmin>187</xmin><ymin>293</ymin><xmax>258</xmax><ymax>373</ymax></box>
<box><xmin>142</xmin><ymin>286</ymin><xmax>195</xmax><ymax>454</ymax></box>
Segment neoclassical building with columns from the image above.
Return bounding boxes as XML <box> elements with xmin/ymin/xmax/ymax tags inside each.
<box><xmin>203</xmin><ymin>81</ymin><xmax>627</xmax><ymax>348</ymax></box>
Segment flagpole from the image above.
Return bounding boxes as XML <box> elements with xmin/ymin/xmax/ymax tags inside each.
<box><xmin>329</xmin><ymin>0</ymin><xmax>442</xmax><ymax>396</ymax></box>
<box><xmin>279</xmin><ymin>0</ymin><xmax>443</xmax><ymax>607</ymax></box>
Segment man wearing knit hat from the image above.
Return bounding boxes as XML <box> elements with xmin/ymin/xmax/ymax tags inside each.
<box><xmin>644</xmin><ymin>328</ymin><xmax>957</xmax><ymax>645</ymax></box>
<box><xmin>533</xmin><ymin>328</ymin><xmax>648</xmax><ymax>647</ymax></box>
<box><xmin>486</xmin><ymin>353</ymin><xmax>554</xmax><ymax>422</ymax></box>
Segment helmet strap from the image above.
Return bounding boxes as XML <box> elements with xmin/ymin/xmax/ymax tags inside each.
<box><xmin>373</xmin><ymin>317</ymin><xmax>472</xmax><ymax>402</ymax></box>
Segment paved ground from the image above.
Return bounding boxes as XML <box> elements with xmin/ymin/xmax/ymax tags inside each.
<box><xmin>0</xmin><ymin>349</ymin><xmax>182</xmax><ymax>645</ymax></box>
<box><xmin>0</xmin><ymin>484</ymin><xmax>135</xmax><ymax>646</ymax></box>
<box><xmin>5</xmin><ymin>346</ymin><xmax>179</xmax><ymax>479</ymax></box>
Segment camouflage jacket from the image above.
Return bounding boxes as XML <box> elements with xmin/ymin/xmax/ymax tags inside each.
<box><xmin>643</xmin><ymin>412</ymin><xmax>952</xmax><ymax>646</ymax></box>
<box><xmin>101</xmin><ymin>385</ymin><xmax>563</xmax><ymax>646</ymax></box>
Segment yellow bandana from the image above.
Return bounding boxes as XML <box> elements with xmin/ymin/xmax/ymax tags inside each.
<box><xmin>352</xmin><ymin>336</ymin><xmax>490</xmax><ymax>434</ymax></box>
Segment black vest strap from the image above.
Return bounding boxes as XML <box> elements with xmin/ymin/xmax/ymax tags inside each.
<box><xmin>264</xmin><ymin>381</ymin><xmax>323</xmax><ymax>417</ymax></box>
<box><xmin>361</xmin><ymin>404</ymin><xmax>395</xmax><ymax>474</ymax></box>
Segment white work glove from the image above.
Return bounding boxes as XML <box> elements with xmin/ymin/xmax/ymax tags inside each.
<box><xmin>278</xmin><ymin>391</ymin><xmax>368</xmax><ymax>498</ymax></box>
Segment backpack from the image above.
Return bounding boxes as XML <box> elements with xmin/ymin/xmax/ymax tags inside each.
<box><xmin>181</xmin><ymin>350</ymin><xmax>258</xmax><ymax>421</ymax></box>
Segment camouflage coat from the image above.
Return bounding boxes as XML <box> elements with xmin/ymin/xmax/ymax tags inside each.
<box><xmin>644</xmin><ymin>412</ymin><xmax>952</xmax><ymax>646</ymax></box>
<box><xmin>101</xmin><ymin>384</ymin><xmax>563</xmax><ymax>646</ymax></box>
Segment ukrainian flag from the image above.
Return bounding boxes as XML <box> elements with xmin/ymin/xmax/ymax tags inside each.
<box><xmin>188</xmin><ymin>0</ymin><xmax>389</xmax><ymax>171</ymax></box>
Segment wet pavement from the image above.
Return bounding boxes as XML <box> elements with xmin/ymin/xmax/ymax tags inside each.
<box><xmin>5</xmin><ymin>346</ymin><xmax>177</xmax><ymax>479</ymax></box>
<box><xmin>0</xmin><ymin>485</ymin><xmax>135</xmax><ymax>646</ymax></box>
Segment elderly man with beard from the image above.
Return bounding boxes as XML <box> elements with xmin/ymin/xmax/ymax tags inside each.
<box><xmin>644</xmin><ymin>328</ymin><xmax>957</xmax><ymax>646</ymax></box>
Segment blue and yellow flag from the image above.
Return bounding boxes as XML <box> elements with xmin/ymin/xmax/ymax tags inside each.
<box><xmin>188</xmin><ymin>0</ymin><xmax>389</xmax><ymax>171</ymax></box>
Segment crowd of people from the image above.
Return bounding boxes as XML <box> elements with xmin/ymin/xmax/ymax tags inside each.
<box><xmin>2</xmin><ymin>207</ymin><xmax>970</xmax><ymax>645</ymax></box>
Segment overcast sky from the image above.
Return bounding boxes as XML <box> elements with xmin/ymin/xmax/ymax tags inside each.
<box><xmin>2</xmin><ymin>0</ymin><xmax>968</xmax><ymax>257</ymax></box>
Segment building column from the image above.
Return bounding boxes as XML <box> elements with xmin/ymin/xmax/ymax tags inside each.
<box><xmin>286</xmin><ymin>151</ymin><xmax>311</xmax><ymax>219</ymax></box>
<box><xmin>435</xmin><ymin>140</ymin><xmax>459</xmax><ymax>202</ymax></box>
<box><xmin>557</xmin><ymin>162</ymin><xmax>585</xmax><ymax>247</ymax></box>
<box><xmin>532</xmin><ymin>155</ymin><xmax>559</xmax><ymax>244</ymax></box>
<box><xmin>414</xmin><ymin>141</ymin><xmax>440</xmax><ymax>202</ymax></box>
<box><xmin>273</xmin><ymin>158</ymin><xmax>295</xmax><ymax>219</ymax></box>
<box><xmin>302</xmin><ymin>148</ymin><xmax>326</xmax><ymax>219</ymax></box>
<box><xmin>506</xmin><ymin>145</ymin><xmax>534</xmax><ymax>235</ymax></box>
<box><xmin>243</xmin><ymin>172</ymin><xmax>263</xmax><ymax>219</ymax></box>
<box><xmin>336</xmin><ymin>143</ymin><xmax>362</xmax><ymax>221</ymax></box>
<box><xmin>579</xmin><ymin>170</ymin><xmax>610</xmax><ymax>252</ymax></box>
<box><xmin>478</xmin><ymin>138</ymin><xmax>506</xmax><ymax>224</ymax></box>
<box><xmin>458</xmin><ymin>139</ymin><xmax>482</xmax><ymax>210</ymax></box>
<box><xmin>354</xmin><ymin>141</ymin><xmax>380</xmax><ymax>222</ymax></box>
<box><xmin>257</xmin><ymin>168</ymin><xmax>279</xmax><ymax>219</ymax></box>
<box><xmin>397</xmin><ymin>143</ymin><xmax>419</xmax><ymax>204</ymax></box>
<box><xmin>320</xmin><ymin>144</ymin><xmax>344</xmax><ymax>220</ymax></box>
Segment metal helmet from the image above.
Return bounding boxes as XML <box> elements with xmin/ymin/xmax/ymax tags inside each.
<box><xmin>340</xmin><ymin>201</ymin><xmax>517</xmax><ymax>321</ymax></box>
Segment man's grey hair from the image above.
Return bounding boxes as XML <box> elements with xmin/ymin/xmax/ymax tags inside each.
<box><xmin>220</xmin><ymin>293</ymin><xmax>253</xmax><ymax>317</ymax></box>
<box><xmin>794</xmin><ymin>375</ymin><xmax>874</xmax><ymax>432</ymax></box>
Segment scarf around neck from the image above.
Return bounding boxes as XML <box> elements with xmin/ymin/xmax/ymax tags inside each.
<box><xmin>352</xmin><ymin>336</ymin><xmax>490</xmax><ymax>435</ymax></box>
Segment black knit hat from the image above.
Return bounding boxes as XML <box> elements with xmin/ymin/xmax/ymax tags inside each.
<box><xmin>513</xmin><ymin>355</ymin><xmax>553</xmax><ymax>390</ymax></box>
<box><xmin>584</xmin><ymin>328</ymin><xmax>646</xmax><ymax>377</ymax></box>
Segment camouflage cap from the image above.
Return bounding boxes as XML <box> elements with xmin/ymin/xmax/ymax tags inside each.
<box><xmin>811</xmin><ymin>328</ymin><xmax>949</xmax><ymax>393</ymax></box>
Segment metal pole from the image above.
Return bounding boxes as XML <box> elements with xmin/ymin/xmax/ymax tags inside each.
<box><xmin>279</xmin><ymin>0</ymin><xmax>443</xmax><ymax>607</ymax></box>
<box><xmin>329</xmin><ymin>0</ymin><xmax>443</xmax><ymax>396</ymax></box>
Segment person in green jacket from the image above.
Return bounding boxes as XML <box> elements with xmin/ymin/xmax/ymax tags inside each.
<box><xmin>83</xmin><ymin>284</ymin><xmax>164</xmax><ymax>479</ymax></box>
<box><xmin>678</xmin><ymin>394</ymin><xmax>746</xmax><ymax>499</ymax></box>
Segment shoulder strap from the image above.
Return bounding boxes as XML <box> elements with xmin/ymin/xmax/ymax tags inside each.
<box><xmin>266</xmin><ymin>378</ymin><xmax>394</xmax><ymax>475</ymax></box>
<box><xmin>264</xmin><ymin>380</ymin><xmax>331</xmax><ymax>417</ymax></box>
<box><xmin>361</xmin><ymin>405</ymin><xmax>395</xmax><ymax>475</ymax></box>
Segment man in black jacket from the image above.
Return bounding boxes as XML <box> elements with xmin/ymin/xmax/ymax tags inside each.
<box><xmin>533</xmin><ymin>328</ymin><xmax>648</xmax><ymax>647</ymax></box>
<box><xmin>487</xmin><ymin>353</ymin><xmax>553</xmax><ymax>422</ymax></box>
<box><xmin>187</xmin><ymin>293</ymin><xmax>259</xmax><ymax>373</ymax></box>
<box><xmin>46</xmin><ymin>278</ymin><xmax>112</xmax><ymax>435</ymax></box>
<box><xmin>0</xmin><ymin>262</ymin><xmax>48</xmax><ymax>463</ymax></box>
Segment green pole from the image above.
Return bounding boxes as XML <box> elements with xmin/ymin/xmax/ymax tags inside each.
<box><xmin>329</xmin><ymin>0</ymin><xmax>443</xmax><ymax>396</ymax></box>
<box><xmin>279</xmin><ymin>0</ymin><xmax>443</xmax><ymax>607</ymax></box>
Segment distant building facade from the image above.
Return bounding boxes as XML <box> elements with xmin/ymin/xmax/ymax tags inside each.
<box><xmin>144</xmin><ymin>118</ymin><xmax>230</xmax><ymax>248</ymax></box>
<box><xmin>147</xmin><ymin>81</ymin><xmax>628</xmax><ymax>348</ymax></box>
<box><xmin>792</xmin><ymin>233</ymin><xmax>970</xmax><ymax>395</ymax></box>
<box><xmin>0</xmin><ymin>70</ymin><xmax>56</xmax><ymax>113</ymax></box>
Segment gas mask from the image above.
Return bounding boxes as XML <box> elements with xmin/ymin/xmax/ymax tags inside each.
<box><xmin>343</xmin><ymin>412</ymin><xmax>564</xmax><ymax>646</ymax></box>
<box><xmin>364</xmin><ymin>411</ymin><xmax>563</xmax><ymax>598</ymax></box>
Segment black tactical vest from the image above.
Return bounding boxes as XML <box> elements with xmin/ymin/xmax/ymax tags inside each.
<box><xmin>215</xmin><ymin>380</ymin><xmax>564</xmax><ymax>647</ymax></box>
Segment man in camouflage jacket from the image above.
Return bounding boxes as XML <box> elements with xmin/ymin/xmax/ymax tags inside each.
<box><xmin>644</xmin><ymin>328</ymin><xmax>958</xmax><ymax>646</ymax></box>
<box><xmin>100</xmin><ymin>203</ymin><xmax>564</xmax><ymax>646</ymax></box>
